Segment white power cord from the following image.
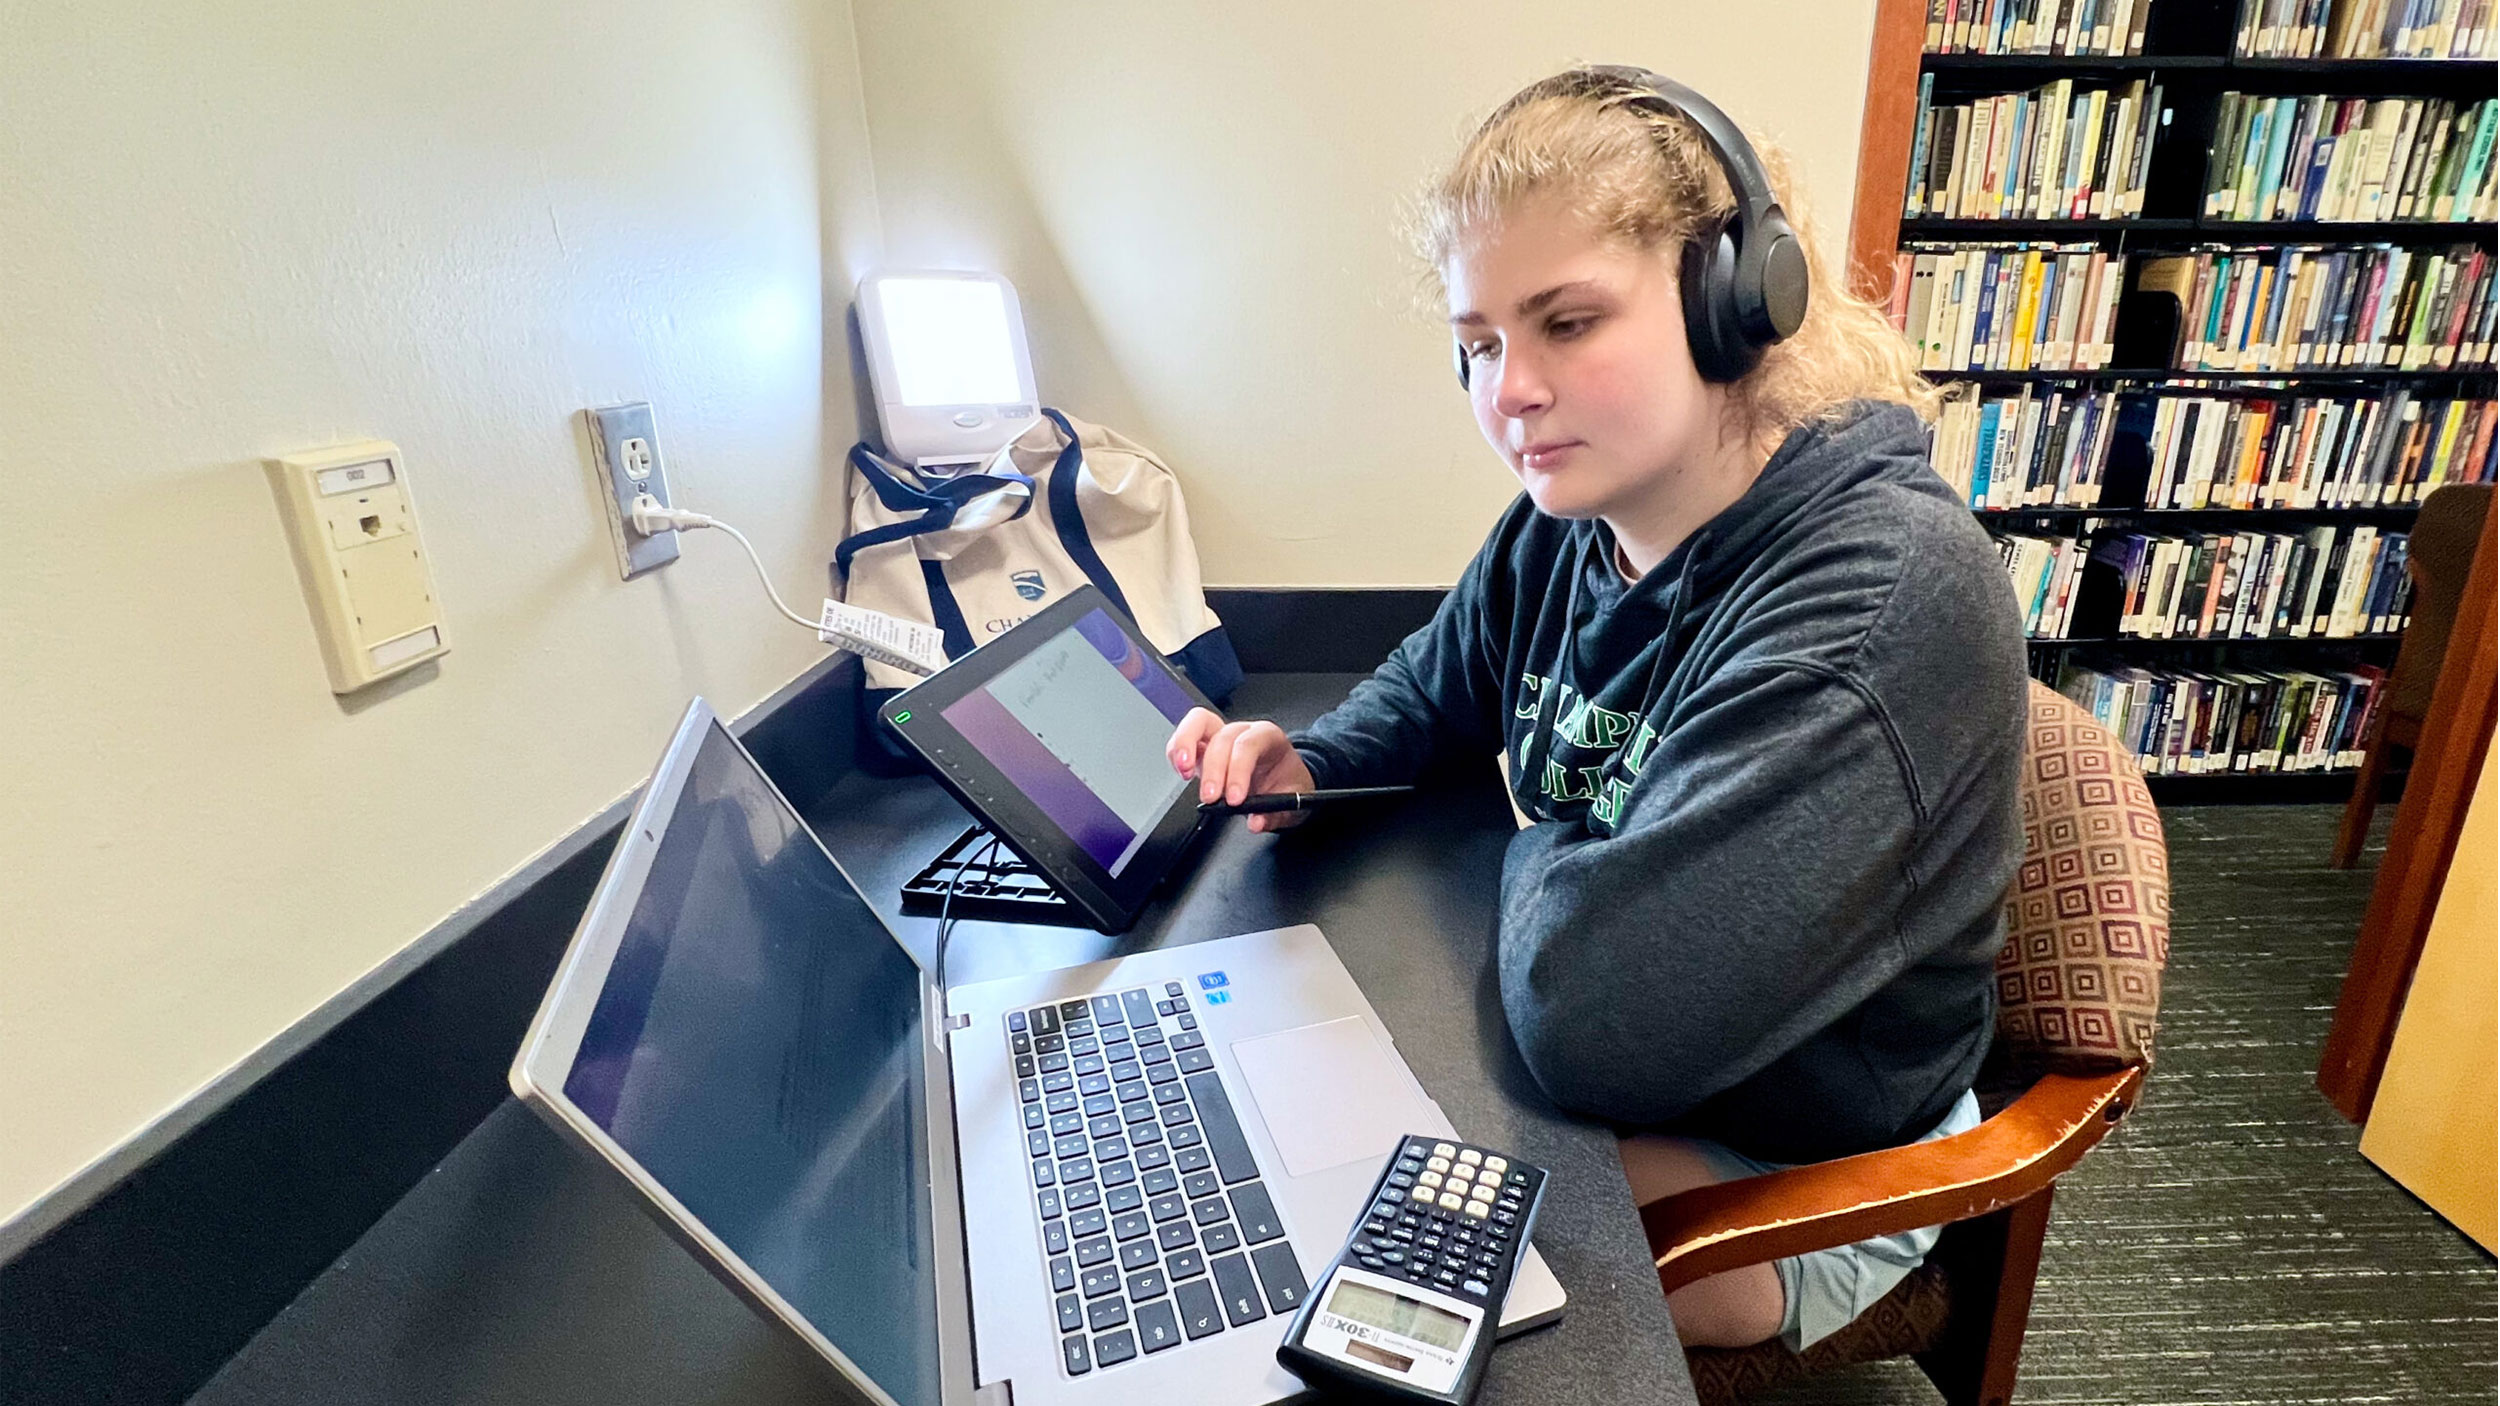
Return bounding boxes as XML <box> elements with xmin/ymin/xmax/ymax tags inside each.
<box><xmin>628</xmin><ymin>493</ymin><xmax>822</xmax><ymax>632</ymax></box>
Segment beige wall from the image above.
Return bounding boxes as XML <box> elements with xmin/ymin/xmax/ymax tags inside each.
<box><xmin>848</xmin><ymin>0</ymin><xmax>1881</xmax><ymax>585</ymax></box>
<box><xmin>0</xmin><ymin>0</ymin><xmax>880</xmax><ymax>1230</ymax></box>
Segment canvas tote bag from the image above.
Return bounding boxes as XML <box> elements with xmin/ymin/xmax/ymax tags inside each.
<box><xmin>836</xmin><ymin>409</ymin><xmax>1242</xmax><ymax>764</ymax></box>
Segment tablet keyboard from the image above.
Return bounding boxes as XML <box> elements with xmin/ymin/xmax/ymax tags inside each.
<box><xmin>1006</xmin><ymin>985</ymin><xmax>1308</xmax><ymax>1375</ymax></box>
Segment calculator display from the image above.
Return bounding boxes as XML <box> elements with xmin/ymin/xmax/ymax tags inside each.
<box><xmin>1324</xmin><ymin>1278</ymin><xmax>1471</xmax><ymax>1352</ymax></box>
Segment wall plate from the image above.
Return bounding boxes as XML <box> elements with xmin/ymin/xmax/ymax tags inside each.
<box><xmin>267</xmin><ymin>440</ymin><xmax>450</xmax><ymax>693</ymax></box>
<box><xmin>586</xmin><ymin>402</ymin><xmax>678</xmax><ymax>579</ymax></box>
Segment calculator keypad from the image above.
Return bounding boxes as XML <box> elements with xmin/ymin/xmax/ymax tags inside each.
<box><xmin>1348</xmin><ymin>1136</ymin><xmax>1537</xmax><ymax>1303</ymax></box>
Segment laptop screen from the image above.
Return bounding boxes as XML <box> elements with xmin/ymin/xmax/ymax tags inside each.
<box><xmin>935</xmin><ymin>606</ymin><xmax>1195</xmax><ymax>876</ymax></box>
<box><xmin>562</xmin><ymin>720</ymin><xmax>941</xmax><ymax>1404</ymax></box>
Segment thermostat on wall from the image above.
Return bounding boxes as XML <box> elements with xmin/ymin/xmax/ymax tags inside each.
<box><xmin>267</xmin><ymin>439</ymin><xmax>449</xmax><ymax>693</ymax></box>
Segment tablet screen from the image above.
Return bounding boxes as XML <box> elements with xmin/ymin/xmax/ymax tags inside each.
<box><xmin>937</xmin><ymin>607</ymin><xmax>1194</xmax><ymax>876</ymax></box>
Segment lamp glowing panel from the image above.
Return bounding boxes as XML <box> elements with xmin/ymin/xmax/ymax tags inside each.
<box><xmin>857</xmin><ymin>270</ymin><xmax>1039</xmax><ymax>468</ymax></box>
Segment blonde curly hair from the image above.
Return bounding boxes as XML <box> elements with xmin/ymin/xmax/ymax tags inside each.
<box><xmin>1416</xmin><ymin>68</ymin><xmax>1936</xmax><ymax>440</ymax></box>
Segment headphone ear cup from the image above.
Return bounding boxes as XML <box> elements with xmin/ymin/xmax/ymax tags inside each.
<box><xmin>1680</xmin><ymin>221</ymin><xmax>1758</xmax><ymax>384</ymax></box>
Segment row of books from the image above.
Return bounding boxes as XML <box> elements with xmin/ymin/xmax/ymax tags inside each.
<box><xmin>2233</xmin><ymin>0</ymin><xmax>2500</xmax><ymax>57</ymax></box>
<box><xmin>2059</xmin><ymin>663</ymin><xmax>2386</xmax><ymax>775</ymax></box>
<box><xmin>1996</xmin><ymin>532</ymin><xmax>2095</xmax><ymax>636</ymax></box>
<box><xmin>2202</xmin><ymin>94</ymin><xmax>2498</xmax><ymax>224</ymax></box>
<box><xmin>1889</xmin><ymin>244</ymin><xmax>2126</xmax><ymax>369</ymax></box>
<box><xmin>1905</xmin><ymin>77</ymin><xmax>2163</xmax><ymax>219</ymax></box>
<box><xmin>2094</xmin><ymin>523</ymin><xmax>2412</xmax><ymax>638</ymax></box>
<box><xmin>2142</xmin><ymin>389</ymin><xmax>2496</xmax><ymax>507</ymax></box>
<box><xmin>1934</xmin><ymin>384</ymin><xmax>2122</xmax><ymax>505</ymax></box>
<box><xmin>2140</xmin><ymin>243</ymin><xmax>2497</xmax><ymax>370</ymax></box>
<box><xmin>1924</xmin><ymin>0</ymin><xmax>2156</xmax><ymax>53</ymax></box>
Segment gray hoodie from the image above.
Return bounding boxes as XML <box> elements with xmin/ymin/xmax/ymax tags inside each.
<box><xmin>1292</xmin><ymin>401</ymin><xmax>2028</xmax><ymax>1163</ymax></box>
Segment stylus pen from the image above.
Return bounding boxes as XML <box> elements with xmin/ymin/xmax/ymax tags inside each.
<box><xmin>1198</xmin><ymin>786</ymin><xmax>1416</xmax><ymax>816</ymax></box>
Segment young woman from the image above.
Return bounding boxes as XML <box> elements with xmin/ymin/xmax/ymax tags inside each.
<box><xmin>1166</xmin><ymin>68</ymin><xmax>2028</xmax><ymax>1351</ymax></box>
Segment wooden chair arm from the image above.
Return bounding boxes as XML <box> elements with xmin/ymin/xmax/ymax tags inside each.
<box><xmin>1642</xmin><ymin>1066</ymin><xmax>2143</xmax><ymax>1295</ymax></box>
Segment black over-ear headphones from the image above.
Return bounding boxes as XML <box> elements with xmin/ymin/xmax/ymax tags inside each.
<box><xmin>1455</xmin><ymin>66</ymin><xmax>1811</xmax><ymax>390</ymax></box>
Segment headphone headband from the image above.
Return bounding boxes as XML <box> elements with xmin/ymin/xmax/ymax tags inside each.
<box><xmin>1581</xmin><ymin>66</ymin><xmax>1780</xmax><ymax>234</ymax></box>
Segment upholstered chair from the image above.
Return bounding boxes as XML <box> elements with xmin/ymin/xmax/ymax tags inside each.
<box><xmin>1651</xmin><ymin>680</ymin><xmax>2170</xmax><ymax>1406</ymax></box>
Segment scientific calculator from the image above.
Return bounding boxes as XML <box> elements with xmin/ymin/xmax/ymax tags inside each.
<box><xmin>1275</xmin><ymin>1136</ymin><xmax>1546</xmax><ymax>1404</ymax></box>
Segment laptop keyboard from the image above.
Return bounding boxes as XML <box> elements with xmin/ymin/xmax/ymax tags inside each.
<box><xmin>1006</xmin><ymin>984</ymin><xmax>1308</xmax><ymax>1376</ymax></box>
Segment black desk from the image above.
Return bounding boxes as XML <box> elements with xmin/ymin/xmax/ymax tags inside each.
<box><xmin>188</xmin><ymin>674</ymin><xmax>1697</xmax><ymax>1406</ymax></box>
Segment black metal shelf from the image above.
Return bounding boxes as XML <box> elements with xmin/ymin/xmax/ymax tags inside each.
<box><xmin>2144</xmin><ymin>769</ymin><xmax>2372</xmax><ymax>805</ymax></box>
<box><xmin>1977</xmin><ymin>504</ymin><xmax>2427</xmax><ymax>519</ymax></box>
<box><xmin>1899</xmin><ymin>217</ymin><xmax>2493</xmax><ymax>242</ymax></box>
<box><xmin>2021</xmin><ymin>632</ymin><xmax>2405</xmax><ymax>645</ymax></box>
<box><xmin>1922</xmin><ymin>366</ymin><xmax>2496</xmax><ymax>383</ymax></box>
<box><xmin>1920</xmin><ymin>52</ymin><xmax>2496</xmax><ymax>80</ymax></box>
<box><xmin>1921</xmin><ymin>53</ymin><xmax>2214</xmax><ymax>73</ymax></box>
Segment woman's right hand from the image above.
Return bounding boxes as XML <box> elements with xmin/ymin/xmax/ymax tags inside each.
<box><xmin>1167</xmin><ymin>708</ymin><xmax>1318</xmax><ymax>833</ymax></box>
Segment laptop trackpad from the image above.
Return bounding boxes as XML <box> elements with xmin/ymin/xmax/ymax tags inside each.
<box><xmin>1230</xmin><ymin>1017</ymin><xmax>1430</xmax><ymax>1179</ymax></box>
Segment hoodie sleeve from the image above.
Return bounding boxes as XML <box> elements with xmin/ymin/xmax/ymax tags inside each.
<box><xmin>1287</xmin><ymin>528</ymin><xmax>1513</xmax><ymax>790</ymax></box>
<box><xmin>1494</xmin><ymin>659</ymin><xmax>1937</xmax><ymax>1127</ymax></box>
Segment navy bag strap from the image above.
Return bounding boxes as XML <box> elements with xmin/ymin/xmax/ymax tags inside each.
<box><xmin>833</xmin><ymin>443</ymin><xmax>1035</xmax><ymax>580</ymax></box>
<box><xmin>1038</xmin><ymin>408</ymin><xmax>1134</xmax><ymax>621</ymax></box>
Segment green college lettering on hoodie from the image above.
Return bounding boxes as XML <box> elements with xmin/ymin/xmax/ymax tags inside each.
<box><xmin>1291</xmin><ymin>401</ymin><xmax>2030</xmax><ymax>1164</ymax></box>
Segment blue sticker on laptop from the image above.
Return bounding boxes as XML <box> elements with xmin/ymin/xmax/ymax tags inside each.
<box><xmin>1205</xmin><ymin>990</ymin><xmax>1231</xmax><ymax>1005</ymax></box>
<box><xmin>1198</xmin><ymin>972</ymin><xmax>1228</xmax><ymax>990</ymax></box>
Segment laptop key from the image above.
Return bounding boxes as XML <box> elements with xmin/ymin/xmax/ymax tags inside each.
<box><xmin>1059</xmin><ymin>1157</ymin><xmax>1094</xmax><ymax>1184</ymax></box>
<box><xmin>1168</xmin><ymin>1126</ymin><xmax>1204</xmax><ymax>1150</ymax></box>
<box><xmin>1105</xmin><ymin>1185</ymin><xmax>1144</xmax><ymax>1213</ymax></box>
<box><xmin>1140</xmin><ymin>1043</ymin><xmax>1173</xmax><ymax>1066</ymax></box>
<box><xmin>1078</xmin><ymin>1074</ymin><xmax>1111</xmax><ymax>1097</ymax></box>
<box><xmin>1177</xmin><ymin>1013</ymin><xmax>1198</xmax><ymax>1031</ymax></box>
<box><xmin>1182</xmin><ymin>1170</ymin><xmax>1220</xmax><ymax>1199</ymax></box>
<box><xmin>1087</xmin><ymin>1115</ymin><xmax>1122</xmax><ymax>1139</ymax></box>
<box><xmin>1171</xmin><ymin>1031</ymin><xmax>1205</xmax><ymax>1051</ymax></box>
<box><xmin>1036</xmin><ymin>1189</ymin><xmax>1062</xmax><ymax>1219</ymax></box>
<box><xmin>1092</xmin><ymin>1328</ymin><xmax>1138</xmax><ymax>1368</ymax></box>
<box><xmin>1060</xmin><ymin>999</ymin><xmax>1090</xmax><ymax>1021</ymax></box>
<box><xmin>1229</xmin><ymin>1182</ymin><xmax>1285</xmax><ymax>1244</ymax></box>
<box><xmin>1016</xmin><ymin>1055</ymin><xmax>1036</xmax><ymax>1080</ymax></box>
<box><xmin>1210</xmin><ymin>1252</ymin><xmax>1266</xmax><ymax>1326</ymax></box>
<box><xmin>1090</xmin><ymin>995</ymin><xmax>1123</xmax><ymax>1026</ymax></box>
<box><xmin>1069</xmin><ymin>1208</ymin><xmax>1108</xmax><ymax>1237</ymax></box>
<box><xmin>1046</xmin><ymin>1092</ymin><xmax>1078</xmax><ymax>1116</ymax></box>
<box><xmin>1055</xmin><ymin>1133</ymin><xmax>1088</xmax><ymax>1159</ymax></box>
<box><xmin>1082</xmin><ymin>1094</ymin><xmax>1114</xmax><ymax>1117</ymax></box>
<box><xmin>1069</xmin><ymin>1036</ymin><xmax>1099</xmax><ymax>1058</ymax></box>
<box><xmin>1166</xmin><ymin>1246</ymin><xmax>1206</xmax><ymax>1279</ymax></box>
<box><xmin>1117</xmin><ymin>1081</ymin><xmax>1149</xmax><ymax>1104</ymax></box>
<box><xmin>1075</xmin><ymin>1236</ymin><xmax>1115</xmax><ymax>1269</ymax></box>
<box><xmin>1055</xmin><ymin>1291</ymin><xmax>1084</xmax><ymax>1333</ymax></box>
<box><xmin>1189</xmin><ymin>1196</ymin><xmax>1229</xmax><ymax>1226</ymax></box>
<box><xmin>1141</xmin><ymin>1168</ymin><xmax>1179</xmax><ymax>1196</ymax></box>
<box><xmin>1032</xmin><ymin>1159</ymin><xmax>1054</xmax><ymax>1188</ymax></box>
<box><xmin>1064</xmin><ymin>1183</ymin><xmax>1101</xmax><ymax>1212</ymax></box>
<box><xmin>1133</xmin><ymin>1297</ymin><xmax>1181</xmax><ymax>1353</ymax></box>
<box><xmin>1079</xmin><ymin>1264</ymin><xmax>1120</xmax><ymax>1297</ymax></box>
<box><xmin>1249</xmin><ymin>1241</ymin><xmax>1308</xmax><ymax>1312</ymax></box>
<box><xmin>1175</xmin><ymin>1049</ymin><xmax>1214</xmax><ymax>1075</ymax></box>
<box><xmin>1051</xmin><ymin>1255</ymin><xmax>1076</xmax><ymax>1292</ymax></box>
<box><xmin>1130</xmin><ymin>1122</ymin><xmax>1164</xmax><ymax>1148</ymax></box>
<box><xmin>1165</xmin><ymin>981</ymin><xmax>1184</xmax><ymax>997</ymax></box>
<box><xmin>1034</xmin><ymin>1034</ymin><xmax>1064</xmax><ymax>1055</ymax></box>
<box><xmin>1121</xmin><ymin>988</ymin><xmax>1158</xmax><ymax>1028</ymax></box>
<box><xmin>1042</xmin><ymin>1071</ymin><xmax>1074</xmax><ymax>1094</ymax></box>
<box><xmin>1172</xmin><ymin>1278</ymin><xmax>1224</xmax><ymax>1340</ymax></box>
<box><xmin>1060</xmin><ymin>1333</ymin><xmax>1089</xmax><ymax>1376</ymax></box>
<box><xmin>1009</xmin><ymin>1010</ymin><xmax>1029</xmax><ymax>1033</ymax></box>
<box><xmin>1145</xmin><ymin>1061</ymin><xmax>1179</xmax><ymax>1085</ymax></box>
<box><xmin>1032</xmin><ymin>1007</ymin><xmax>1058</xmax><ymax>1036</ymax></box>
<box><xmin>1086</xmin><ymin>1296</ymin><xmax>1128</xmax><ymax>1332</ymax></box>
<box><xmin>1110</xmin><ymin>1059</ymin><xmax>1142</xmax><ymax>1082</ymax></box>
<box><xmin>1027</xmin><ymin>1131</ymin><xmax>1049</xmax><ymax>1158</ymax></box>
<box><xmin>1148</xmin><ymin>1193</ymin><xmax>1187</xmax><ymax>1223</ymax></box>
<box><xmin>1159</xmin><ymin>1103</ymin><xmax>1195</xmax><ymax>1127</ymax></box>
<box><xmin>1173</xmin><ymin>1146</ymin><xmax>1211</xmax><ymax>1173</ymax></box>
<box><xmin>1127</xmin><ymin>1266</ymin><xmax>1168</xmax><ymax>1300</ymax></box>
<box><xmin>1201</xmin><ymin>1223</ymin><xmax>1241</xmax><ymax>1254</ymax></box>
<box><xmin>1137</xmin><ymin>1025</ymin><xmax>1167</xmax><ymax>1048</ymax></box>
<box><xmin>1074</xmin><ymin>1054</ymin><xmax>1106</xmax><ymax>1076</ymax></box>
<box><xmin>1100</xmin><ymin>1160</ymin><xmax>1136</xmax><ymax>1187</ymax></box>
<box><xmin>1024</xmin><ymin>1105</ymin><xmax>1045</xmax><ymax>1131</ymax></box>
<box><xmin>1180</xmin><ymin>1072</ymin><xmax>1259</xmax><ymax>1184</ymax></box>
<box><xmin>1118</xmin><ymin>1239</ymin><xmax>1157</xmax><ymax>1272</ymax></box>
<box><xmin>1018</xmin><ymin>1076</ymin><xmax>1039</xmax><ymax>1101</ymax></box>
<box><xmin>1157</xmin><ymin>1221</ymin><xmax>1196</xmax><ymax>1251</ymax></box>
<box><xmin>1111</xmin><ymin>1211</ymin><xmax>1151</xmax><ymax>1241</ymax></box>
<box><xmin>1043</xmin><ymin>1220</ymin><xmax>1069</xmax><ymax>1255</ymax></box>
<box><xmin>1153</xmin><ymin>1083</ymin><xmax>1187</xmax><ymax>1106</ymax></box>
<box><xmin>1123</xmin><ymin>1102</ymin><xmax>1159</xmax><ymax>1127</ymax></box>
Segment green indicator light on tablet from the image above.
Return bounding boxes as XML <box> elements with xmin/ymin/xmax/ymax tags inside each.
<box><xmin>894</xmin><ymin>710</ymin><xmax>912</xmax><ymax>723</ymax></box>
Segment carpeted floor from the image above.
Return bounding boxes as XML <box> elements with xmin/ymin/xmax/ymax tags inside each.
<box><xmin>1753</xmin><ymin>805</ymin><xmax>2498</xmax><ymax>1406</ymax></box>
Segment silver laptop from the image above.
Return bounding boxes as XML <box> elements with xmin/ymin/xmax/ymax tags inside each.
<box><xmin>511</xmin><ymin>698</ymin><xmax>1563</xmax><ymax>1406</ymax></box>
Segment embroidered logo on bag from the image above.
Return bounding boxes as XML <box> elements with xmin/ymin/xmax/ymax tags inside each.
<box><xmin>1011</xmin><ymin>569</ymin><xmax>1046</xmax><ymax>601</ymax></box>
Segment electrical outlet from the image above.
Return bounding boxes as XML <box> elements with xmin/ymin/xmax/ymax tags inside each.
<box><xmin>586</xmin><ymin>402</ymin><xmax>678</xmax><ymax>578</ymax></box>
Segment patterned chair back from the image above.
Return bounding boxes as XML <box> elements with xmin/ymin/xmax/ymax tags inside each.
<box><xmin>1995</xmin><ymin>681</ymin><xmax>2171</xmax><ymax>1076</ymax></box>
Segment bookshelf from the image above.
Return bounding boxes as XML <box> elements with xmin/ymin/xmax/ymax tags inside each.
<box><xmin>1844</xmin><ymin>0</ymin><xmax>2498</xmax><ymax>803</ymax></box>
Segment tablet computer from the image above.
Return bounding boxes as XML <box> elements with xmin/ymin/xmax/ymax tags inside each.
<box><xmin>879</xmin><ymin>585</ymin><xmax>1216</xmax><ymax>932</ymax></box>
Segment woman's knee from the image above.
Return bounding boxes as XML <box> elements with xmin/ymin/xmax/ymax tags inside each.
<box><xmin>1618</xmin><ymin>1133</ymin><xmax>1787</xmax><ymax>1349</ymax></box>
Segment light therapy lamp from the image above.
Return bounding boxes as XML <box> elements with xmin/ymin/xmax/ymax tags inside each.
<box><xmin>856</xmin><ymin>270</ymin><xmax>1040</xmax><ymax>469</ymax></box>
